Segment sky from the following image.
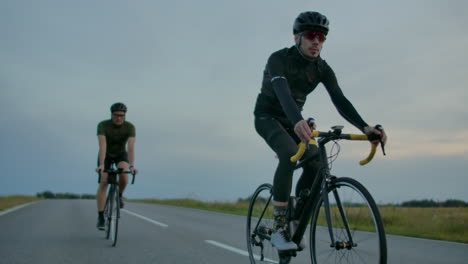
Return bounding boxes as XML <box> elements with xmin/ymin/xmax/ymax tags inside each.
<box><xmin>1</xmin><ymin>0</ymin><xmax>467</xmax><ymax>204</ymax></box>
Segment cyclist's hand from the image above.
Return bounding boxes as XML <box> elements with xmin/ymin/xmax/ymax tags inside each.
<box><xmin>96</xmin><ymin>165</ymin><xmax>104</xmax><ymax>173</ymax></box>
<box><xmin>294</xmin><ymin>120</ymin><xmax>312</xmax><ymax>143</ymax></box>
<box><xmin>130</xmin><ymin>167</ymin><xmax>138</xmax><ymax>175</ymax></box>
<box><xmin>364</xmin><ymin>125</ymin><xmax>387</xmax><ymax>145</ymax></box>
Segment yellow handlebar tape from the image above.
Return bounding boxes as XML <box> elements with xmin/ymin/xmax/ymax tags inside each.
<box><xmin>350</xmin><ymin>134</ymin><xmax>368</xmax><ymax>140</ymax></box>
<box><xmin>359</xmin><ymin>143</ymin><xmax>378</xmax><ymax>166</ymax></box>
<box><xmin>290</xmin><ymin>138</ymin><xmax>318</xmax><ymax>162</ymax></box>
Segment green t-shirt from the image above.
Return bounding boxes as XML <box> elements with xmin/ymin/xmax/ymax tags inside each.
<box><xmin>97</xmin><ymin>120</ymin><xmax>136</xmax><ymax>157</ymax></box>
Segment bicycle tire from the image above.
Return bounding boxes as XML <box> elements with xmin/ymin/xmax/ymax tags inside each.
<box><xmin>247</xmin><ymin>183</ymin><xmax>287</xmax><ymax>264</ymax></box>
<box><xmin>105</xmin><ymin>187</ymin><xmax>112</xmax><ymax>240</ymax></box>
<box><xmin>110</xmin><ymin>185</ymin><xmax>120</xmax><ymax>247</ymax></box>
<box><xmin>309</xmin><ymin>177</ymin><xmax>387</xmax><ymax>264</ymax></box>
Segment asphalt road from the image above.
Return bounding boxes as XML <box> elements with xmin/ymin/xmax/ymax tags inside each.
<box><xmin>0</xmin><ymin>200</ymin><xmax>466</xmax><ymax>264</ymax></box>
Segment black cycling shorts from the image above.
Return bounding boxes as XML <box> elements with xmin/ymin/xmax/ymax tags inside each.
<box><xmin>97</xmin><ymin>152</ymin><xmax>129</xmax><ymax>170</ymax></box>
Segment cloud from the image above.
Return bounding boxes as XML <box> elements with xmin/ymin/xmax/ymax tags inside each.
<box><xmin>386</xmin><ymin>129</ymin><xmax>468</xmax><ymax>159</ymax></box>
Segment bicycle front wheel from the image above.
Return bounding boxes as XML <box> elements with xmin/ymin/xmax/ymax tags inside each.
<box><xmin>310</xmin><ymin>177</ymin><xmax>387</xmax><ymax>264</ymax></box>
<box><xmin>246</xmin><ymin>183</ymin><xmax>281</xmax><ymax>264</ymax></box>
<box><xmin>104</xmin><ymin>188</ymin><xmax>112</xmax><ymax>240</ymax></box>
<box><xmin>109</xmin><ymin>185</ymin><xmax>120</xmax><ymax>247</ymax></box>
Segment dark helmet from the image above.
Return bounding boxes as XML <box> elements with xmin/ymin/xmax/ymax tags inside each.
<box><xmin>110</xmin><ymin>102</ymin><xmax>127</xmax><ymax>113</ymax></box>
<box><xmin>293</xmin><ymin>11</ymin><xmax>329</xmax><ymax>35</ymax></box>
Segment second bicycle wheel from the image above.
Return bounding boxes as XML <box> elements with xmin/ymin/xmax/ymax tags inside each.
<box><xmin>246</xmin><ymin>183</ymin><xmax>282</xmax><ymax>264</ymax></box>
<box><xmin>310</xmin><ymin>177</ymin><xmax>387</xmax><ymax>264</ymax></box>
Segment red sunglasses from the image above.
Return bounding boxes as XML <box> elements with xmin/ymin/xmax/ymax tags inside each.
<box><xmin>302</xmin><ymin>31</ymin><xmax>326</xmax><ymax>42</ymax></box>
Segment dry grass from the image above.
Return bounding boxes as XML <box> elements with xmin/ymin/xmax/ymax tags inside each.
<box><xmin>0</xmin><ymin>196</ymin><xmax>42</xmax><ymax>211</ymax></box>
<box><xmin>380</xmin><ymin>206</ymin><xmax>468</xmax><ymax>243</ymax></box>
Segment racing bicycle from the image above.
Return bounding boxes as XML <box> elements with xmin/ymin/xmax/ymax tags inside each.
<box><xmin>98</xmin><ymin>163</ymin><xmax>135</xmax><ymax>247</ymax></box>
<box><xmin>247</xmin><ymin>124</ymin><xmax>387</xmax><ymax>264</ymax></box>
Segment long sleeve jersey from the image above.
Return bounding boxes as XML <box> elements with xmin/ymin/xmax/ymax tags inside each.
<box><xmin>254</xmin><ymin>46</ymin><xmax>368</xmax><ymax>131</ymax></box>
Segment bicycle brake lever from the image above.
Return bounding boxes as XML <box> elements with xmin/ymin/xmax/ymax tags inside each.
<box><xmin>380</xmin><ymin>141</ymin><xmax>386</xmax><ymax>156</ymax></box>
<box><xmin>374</xmin><ymin>124</ymin><xmax>386</xmax><ymax>156</ymax></box>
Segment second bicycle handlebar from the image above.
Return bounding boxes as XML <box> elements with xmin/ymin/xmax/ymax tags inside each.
<box><xmin>290</xmin><ymin>130</ymin><xmax>378</xmax><ymax>165</ymax></box>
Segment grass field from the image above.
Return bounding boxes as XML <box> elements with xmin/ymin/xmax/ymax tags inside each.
<box><xmin>379</xmin><ymin>206</ymin><xmax>468</xmax><ymax>243</ymax></box>
<box><xmin>1</xmin><ymin>196</ymin><xmax>466</xmax><ymax>243</ymax></box>
<box><xmin>0</xmin><ymin>196</ymin><xmax>43</xmax><ymax>211</ymax></box>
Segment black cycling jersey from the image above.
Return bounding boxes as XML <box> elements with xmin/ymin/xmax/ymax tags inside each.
<box><xmin>254</xmin><ymin>46</ymin><xmax>368</xmax><ymax>131</ymax></box>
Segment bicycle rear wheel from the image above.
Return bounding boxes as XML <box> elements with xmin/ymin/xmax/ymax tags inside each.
<box><xmin>109</xmin><ymin>185</ymin><xmax>120</xmax><ymax>247</ymax></box>
<box><xmin>246</xmin><ymin>183</ymin><xmax>282</xmax><ymax>264</ymax></box>
<box><xmin>310</xmin><ymin>177</ymin><xmax>387</xmax><ymax>264</ymax></box>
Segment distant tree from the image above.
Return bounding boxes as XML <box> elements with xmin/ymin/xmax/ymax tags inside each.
<box><xmin>36</xmin><ymin>191</ymin><xmax>96</xmax><ymax>200</ymax></box>
<box><xmin>237</xmin><ymin>197</ymin><xmax>250</xmax><ymax>203</ymax></box>
<box><xmin>401</xmin><ymin>199</ymin><xmax>437</xmax><ymax>207</ymax></box>
<box><xmin>81</xmin><ymin>194</ymin><xmax>96</xmax><ymax>199</ymax></box>
<box><xmin>441</xmin><ymin>199</ymin><xmax>468</xmax><ymax>207</ymax></box>
<box><xmin>55</xmin><ymin>193</ymin><xmax>80</xmax><ymax>199</ymax></box>
<box><xmin>37</xmin><ymin>191</ymin><xmax>56</xmax><ymax>199</ymax></box>
<box><xmin>401</xmin><ymin>199</ymin><xmax>468</xmax><ymax>207</ymax></box>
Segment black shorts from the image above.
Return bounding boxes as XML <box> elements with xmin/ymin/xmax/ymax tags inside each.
<box><xmin>97</xmin><ymin>152</ymin><xmax>129</xmax><ymax>170</ymax></box>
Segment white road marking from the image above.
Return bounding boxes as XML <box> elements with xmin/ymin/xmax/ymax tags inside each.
<box><xmin>0</xmin><ymin>202</ymin><xmax>37</xmax><ymax>217</ymax></box>
<box><xmin>205</xmin><ymin>240</ymin><xmax>278</xmax><ymax>263</ymax></box>
<box><xmin>122</xmin><ymin>209</ymin><xmax>169</xmax><ymax>228</ymax></box>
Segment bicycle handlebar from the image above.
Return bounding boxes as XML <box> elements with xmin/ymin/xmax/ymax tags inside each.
<box><xmin>98</xmin><ymin>169</ymin><xmax>136</xmax><ymax>184</ymax></box>
<box><xmin>290</xmin><ymin>130</ymin><xmax>379</xmax><ymax>166</ymax></box>
<box><xmin>290</xmin><ymin>131</ymin><xmax>320</xmax><ymax>163</ymax></box>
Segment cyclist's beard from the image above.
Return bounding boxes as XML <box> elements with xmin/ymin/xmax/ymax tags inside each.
<box><xmin>295</xmin><ymin>38</ymin><xmax>319</xmax><ymax>62</ymax></box>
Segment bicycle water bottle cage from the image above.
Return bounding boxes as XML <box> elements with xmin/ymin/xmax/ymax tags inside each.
<box><xmin>331</xmin><ymin>125</ymin><xmax>344</xmax><ymax>135</ymax></box>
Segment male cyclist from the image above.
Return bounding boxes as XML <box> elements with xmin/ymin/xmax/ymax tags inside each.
<box><xmin>95</xmin><ymin>102</ymin><xmax>139</xmax><ymax>230</ymax></box>
<box><xmin>254</xmin><ymin>11</ymin><xmax>387</xmax><ymax>250</ymax></box>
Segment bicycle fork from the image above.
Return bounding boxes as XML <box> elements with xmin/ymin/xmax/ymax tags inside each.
<box><xmin>324</xmin><ymin>178</ymin><xmax>356</xmax><ymax>250</ymax></box>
